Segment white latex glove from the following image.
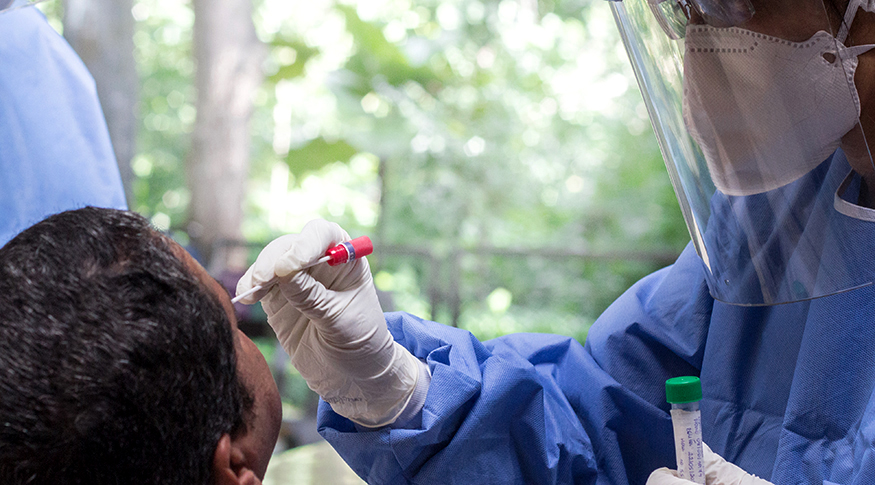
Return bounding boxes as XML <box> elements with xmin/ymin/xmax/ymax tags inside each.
<box><xmin>236</xmin><ymin>219</ymin><xmax>422</xmax><ymax>428</ymax></box>
<box><xmin>647</xmin><ymin>443</ymin><xmax>773</xmax><ymax>485</ymax></box>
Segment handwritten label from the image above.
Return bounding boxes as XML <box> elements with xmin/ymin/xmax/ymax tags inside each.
<box><xmin>670</xmin><ymin>408</ymin><xmax>705</xmax><ymax>484</ymax></box>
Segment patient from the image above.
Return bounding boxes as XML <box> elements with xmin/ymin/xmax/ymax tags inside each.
<box><xmin>0</xmin><ymin>207</ymin><xmax>281</xmax><ymax>484</ymax></box>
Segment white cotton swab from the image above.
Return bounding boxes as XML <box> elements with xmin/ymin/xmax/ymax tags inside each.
<box><xmin>230</xmin><ymin>255</ymin><xmax>329</xmax><ymax>304</ymax></box>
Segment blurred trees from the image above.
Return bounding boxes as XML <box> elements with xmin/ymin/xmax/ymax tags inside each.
<box><xmin>53</xmin><ymin>0</ymin><xmax>689</xmax><ymax>343</ymax></box>
<box><xmin>246</xmin><ymin>0</ymin><xmax>688</xmax><ymax>339</ymax></box>
<box><xmin>39</xmin><ymin>0</ymin><xmax>693</xmax><ymax>424</ymax></box>
<box><xmin>63</xmin><ymin>0</ymin><xmax>139</xmax><ymax>207</ymax></box>
<box><xmin>189</xmin><ymin>0</ymin><xmax>264</xmax><ymax>265</ymax></box>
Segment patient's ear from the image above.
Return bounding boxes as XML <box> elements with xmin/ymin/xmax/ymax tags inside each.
<box><xmin>212</xmin><ymin>434</ymin><xmax>262</xmax><ymax>485</ymax></box>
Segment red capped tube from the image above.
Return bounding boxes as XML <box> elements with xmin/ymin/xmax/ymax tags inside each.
<box><xmin>325</xmin><ymin>236</ymin><xmax>374</xmax><ymax>266</ymax></box>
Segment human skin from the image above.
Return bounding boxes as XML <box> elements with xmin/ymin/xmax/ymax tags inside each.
<box><xmin>842</xmin><ymin>5</ymin><xmax>875</xmax><ymax>206</ymax></box>
<box><xmin>744</xmin><ymin>0</ymin><xmax>875</xmax><ymax>200</ymax></box>
<box><xmin>692</xmin><ymin>0</ymin><xmax>875</xmax><ymax>205</ymax></box>
<box><xmin>170</xmin><ymin>242</ymin><xmax>283</xmax><ymax>484</ymax></box>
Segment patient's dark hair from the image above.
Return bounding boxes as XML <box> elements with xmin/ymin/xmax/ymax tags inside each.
<box><xmin>0</xmin><ymin>207</ymin><xmax>252</xmax><ymax>484</ymax></box>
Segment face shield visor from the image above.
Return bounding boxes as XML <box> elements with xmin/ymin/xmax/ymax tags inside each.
<box><xmin>611</xmin><ymin>0</ymin><xmax>875</xmax><ymax>305</ymax></box>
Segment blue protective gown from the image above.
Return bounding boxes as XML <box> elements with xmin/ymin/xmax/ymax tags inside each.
<box><xmin>318</xmin><ymin>150</ymin><xmax>875</xmax><ymax>484</ymax></box>
<box><xmin>0</xmin><ymin>2</ymin><xmax>126</xmax><ymax>246</ymax></box>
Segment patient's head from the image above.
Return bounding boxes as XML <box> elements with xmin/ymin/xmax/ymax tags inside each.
<box><xmin>0</xmin><ymin>207</ymin><xmax>281</xmax><ymax>484</ymax></box>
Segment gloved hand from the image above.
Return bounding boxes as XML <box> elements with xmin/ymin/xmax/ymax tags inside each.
<box><xmin>236</xmin><ymin>219</ymin><xmax>423</xmax><ymax>428</ymax></box>
<box><xmin>647</xmin><ymin>443</ymin><xmax>773</xmax><ymax>485</ymax></box>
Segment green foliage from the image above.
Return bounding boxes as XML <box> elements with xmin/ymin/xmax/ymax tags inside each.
<box><xmin>285</xmin><ymin>137</ymin><xmax>358</xmax><ymax>176</ymax></box>
<box><xmin>31</xmin><ymin>0</ymin><xmax>699</xmax><ymax>414</ymax></box>
<box><xmin>129</xmin><ymin>0</ymin><xmax>688</xmax><ymax>352</ymax></box>
<box><xmin>266</xmin><ymin>38</ymin><xmax>318</xmax><ymax>83</ymax></box>
<box><xmin>130</xmin><ymin>0</ymin><xmax>195</xmax><ymax>231</ymax></box>
<box><xmin>337</xmin><ymin>5</ymin><xmax>442</xmax><ymax>92</ymax></box>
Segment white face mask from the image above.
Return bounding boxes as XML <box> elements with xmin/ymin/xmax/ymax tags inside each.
<box><xmin>682</xmin><ymin>0</ymin><xmax>875</xmax><ymax>196</ymax></box>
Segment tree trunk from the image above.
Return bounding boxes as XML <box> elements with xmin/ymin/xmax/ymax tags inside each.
<box><xmin>63</xmin><ymin>0</ymin><xmax>139</xmax><ymax>208</ymax></box>
<box><xmin>189</xmin><ymin>0</ymin><xmax>264</xmax><ymax>270</ymax></box>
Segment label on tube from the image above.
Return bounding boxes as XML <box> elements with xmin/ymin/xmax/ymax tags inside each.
<box><xmin>670</xmin><ymin>408</ymin><xmax>705</xmax><ymax>484</ymax></box>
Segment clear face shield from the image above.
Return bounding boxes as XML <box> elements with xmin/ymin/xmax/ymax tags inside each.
<box><xmin>611</xmin><ymin>0</ymin><xmax>875</xmax><ymax>305</ymax></box>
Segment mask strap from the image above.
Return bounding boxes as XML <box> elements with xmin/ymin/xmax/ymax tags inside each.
<box><xmin>837</xmin><ymin>0</ymin><xmax>863</xmax><ymax>43</ymax></box>
<box><xmin>840</xmin><ymin>43</ymin><xmax>875</xmax><ymax>59</ymax></box>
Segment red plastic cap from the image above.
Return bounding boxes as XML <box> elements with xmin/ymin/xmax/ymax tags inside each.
<box><xmin>350</xmin><ymin>236</ymin><xmax>373</xmax><ymax>257</ymax></box>
<box><xmin>325</xmin><ymin>236</ymin><xmax>373</xmax><ymax>266</ymax></box>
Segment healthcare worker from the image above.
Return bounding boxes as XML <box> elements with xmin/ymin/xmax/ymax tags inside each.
<box><xmin>0</xmin><ymin>1</ymin><xmax>127</xmax><ymax>246</ymax></box>
<box><xmin>237</xmin><ymin>0</ymin><xmax>875</xmax><ymax>483</ymax></box>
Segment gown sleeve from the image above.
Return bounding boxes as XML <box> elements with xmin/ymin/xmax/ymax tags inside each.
<box><xmin>0</xmin><ymin>4</ymin><xmax>127</xmax><ymax>246</ymax></box>
<box><xmin>317</xmin><ymin>244</ymin><xmax>714</xmax><ymax>485</ymax></box>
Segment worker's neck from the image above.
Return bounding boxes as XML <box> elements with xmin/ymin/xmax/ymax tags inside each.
<box><xmin>859</xmin><ymin>174</ymin><xmax>875</xmax><ymax>209</ymax></box>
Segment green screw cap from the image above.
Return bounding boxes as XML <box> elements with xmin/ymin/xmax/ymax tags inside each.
<box><xmin>665</xmin><ymin>376</ymin><xmax>702</xmax><ymax>404</ymax></box>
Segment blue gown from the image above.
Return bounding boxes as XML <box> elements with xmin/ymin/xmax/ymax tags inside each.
<box><xmin>318</xmin><ymin>151</ymin><xmax>875</xmax><ymax>484</ymax></box>
<box><xmin>0</xmin><ymin>2</ymin><xmax>126</xmax><ymax>246</ymax></box>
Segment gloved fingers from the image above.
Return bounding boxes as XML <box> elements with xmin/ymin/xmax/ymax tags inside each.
<box><xmin>702</xmin><ymin>442</ymin><xmax>718</xmax><ymax>463</ymax></box>
<box><xmin>260</xmin><ymin>284</ymin><xmax>290</xmax><ymax>316</ymax></box>
<box><xmin>646</xmin><ymin>467</ymin><xmax>696</xmax><ymax>485</ymax></box>
<box><xmin>274</xmin><ymin>269</ymin><xmax>388</xmax><ymax>348</ymax></box>
<box><xmin>234</xmin><ymin>263</ymin><xmax>261</xmax><ymax>304</ymax></box>
<box><xmin>263</xmin><ymin>294</ymin><xmax>311</xmax><ymax>358</ymax></box>
<box><xmin>305</xmin><ymin>251</ymin><xmax>374</xmax><ymax>293</ymax></box>
<box><xmin>274</xmin><ymin>219</ymin><xmax>351</xmax><ymax>278</ymax></box>
<box><xmin>275</xmin><ymin>269</ymin><xmax>333</xmax><ymax>322</ymax></box>
<box><xmin>703</xmin><ymin>442</ymin><xmax>743</xmax><ymax>480</ymax></box>
<box><xmin>702</xmin><ymin>442</ymin><xmax>774</xmax><ymax>485</ymax></box>
<box><xmin>235</xmin><ymin>268</ymin><xmax>281</xmax><ymax>306</ymax></box>
<box><xmin>235</xmin><ymin>234</ymin><xmax>299</xmax><ymax>304</ymax></box>
<box><xmin>235</xmin><ymin>219</ymin><xmax>351</xmax><ymax>304</ymax></box>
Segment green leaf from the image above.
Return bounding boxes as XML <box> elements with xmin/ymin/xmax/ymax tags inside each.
<box><xmin>284</xmin><ymin>138</ymin><xmax>358</xmax><ymax>176</ymax></box>
<box><xmin>335</xmin><ymin>4</ymin><xmax>441</xmax><ymax>89</ymax></box>
<box><xmin>267</xmin><ymin>39</ymin><xmax>319</xmax><ymax>83</ymax></box>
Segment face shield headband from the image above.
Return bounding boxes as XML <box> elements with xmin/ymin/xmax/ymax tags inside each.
<box><xmin>649</xmin><ymin>0</ymin><xmax>755</xmax><ymax>39</ymax></box>
<box><xmin>610</xmin><ymin>0</ymin><xmax>875</xmax><ymax>305</ymax></box>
